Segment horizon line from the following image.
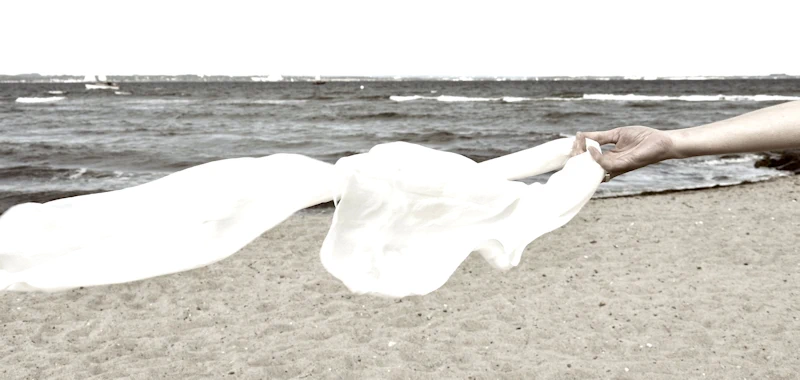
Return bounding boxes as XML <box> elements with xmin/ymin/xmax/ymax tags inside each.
<box><xmin>1</xmin><ymin>73</ymin><xmax>799</xmax><ymax>80</ymax></box>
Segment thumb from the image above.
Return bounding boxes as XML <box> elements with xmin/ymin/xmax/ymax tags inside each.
<box><xmin>588</xmin><ymin>147</ymin><xmax>616</xmax><ymax>174</ymax></box>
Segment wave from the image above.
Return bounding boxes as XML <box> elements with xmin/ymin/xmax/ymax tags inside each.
<box><xmin>15</xmin><ymin>96</ymin><xmax>65</xmax><ymax>103</ymax></box>
<box><xmin>391</xmin><ymin>93</ymin><xmax>800</xmax><ymax>103</ymax></box>
<box><xmin>175</xmin><ymin>111</ymin><xmax>216</xmax><ymax>119</ymax></box>
<box><xmin>450</xmin><ymin>147</ymin><xmax>527</xmax><ymax>163</ymax></box>
<box><xmin>386</xmin><ymin>130</ymin><xmax>557</xmax><ymax>149</ymax></box>
<box><xmin>47</xmin><ymin>91</ymin><xmax>65</xmax><ymax>95</ymax></box>
<box><xmin>390</xmin><ymin>95</ymin><xmax>532</xmax><ymax>103</ymax></box>
<box><xmin>583</xmin><ymin>94</ymin><xmax>800</xmax><ymax>102</ymax></box>
<box><xmin>437</xmin><ymin>95</ymin><xmax>497</xmax><ymax>102</ymax></box>
<box><xmin>501</xmin><ymin>96</ymin><xmax>530</xmax><ymax>103</ymax></box>
<box><xmin>392</xmin><ymin>130</ymin><xmax>466</xmax><ymax>143</ymax></box>
<box><xmin>551</xmin><ymin>92</ymin><xmax>585</xmax><ymax>99</ymax></box>
<box><xmin>357</xmin><ymin>95</ymin><xmax>389</xmax><ymax>100</ymax></box>
<box><xmin>125</xmin><ymin>99</ymin><xmax>193</xmax><ymax>105</ymax></box>
<box><xmin>68</xmin><ymin>168</ymin><xmax>88</xmax><ymax>180</ymax></box>
<box><xmin>0</xmin><ymin>165</ymin><xmax>124</xmax><ymax>181</ymax></box>
<box><xmin>389</xmin><ymin>95</ymin><xmax>426</xmax><ymax>102</ymax></box>
<box><xmin>543</xmin><ymin>111</ymin><xmax>604</xmax><ymax>121</ymax></box>
<box><xmin>304</xmin><ymin>111</ymin><xmax>440</xmax><ymax>122</ymax></box>
<box><xmin>592</xmin><ymin>176</ymin><xmax>788</xmax><ymax>199</ymax></box>
<box><xmin>347</xmin><ymin>112</ymin><xmax>403</xmax><ymax>120</ymax></box>
<box><xmin>625</xmin><ymin>102</ymin><xmax>663</xmax><ymax>109</ymax></box>
<box><xmin>316</xmin><ymin>150</ymin><xmax>367</xmax><ymax>162</ymax></box>
<box><xmin>219</xmin><ymin>99</ymin><xmax>307</xmax><ymax>106</ymax></box>
<box><xmin>700</xmin><ymin>154</ymin><xmax>762</xmax><ymax>166</ymax></box>
<box><xmin>256</xmin><ymin>99</ymin><xmax>307</xmax><ymax>105</ymax></box>
<box><xmin>1</xmin><ymin>190</ymin><xmax>105</xmax><ymax>215</ymax></box>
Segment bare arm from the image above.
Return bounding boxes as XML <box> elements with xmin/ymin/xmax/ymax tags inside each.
<box><xmin>668</xmin><ymin>100</ymin><xmax>800</xmax><ymax>158</ymax></box>
<box><xmin>573</xmin><ymin>100</ymin><xmax>800</xmax><ymax>178</ymax></box>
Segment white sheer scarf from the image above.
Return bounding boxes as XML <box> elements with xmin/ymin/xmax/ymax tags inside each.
<box><xmin>0</xmin><ymin>137</ymin><xmax>602</xmax><ymax>297</ymax></box>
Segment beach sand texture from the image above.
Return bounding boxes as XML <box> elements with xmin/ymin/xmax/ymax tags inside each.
<box><xmin>1</xmin><ymin>176</ymin><xmax>798</xmax><ymax>379</ymax></box>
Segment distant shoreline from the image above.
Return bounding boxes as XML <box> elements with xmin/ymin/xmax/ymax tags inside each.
<box><xmin>2</xmin><ymin>74</ymin><xmax>799</xmax><ymax>83</ymax></box>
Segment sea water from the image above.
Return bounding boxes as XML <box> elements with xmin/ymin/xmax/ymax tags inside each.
<box><xmin>1</xmin><ymin>79</ymin><xmax>798</xmax><ymax>212</ymax></box>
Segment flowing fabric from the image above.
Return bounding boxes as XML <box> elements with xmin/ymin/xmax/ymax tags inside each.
<box><xmin>0</xmin><ymin>137</ymin><xmax>602</xmax><ymax>297</ymax></box>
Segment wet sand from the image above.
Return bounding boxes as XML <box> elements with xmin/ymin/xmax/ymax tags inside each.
<box><xmin>1</xmin><ymin>176</ymin><xmax>799</xmax><ymax>379</ymax></box>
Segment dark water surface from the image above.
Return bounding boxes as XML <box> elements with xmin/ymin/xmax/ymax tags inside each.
<box><xmin>1</xmin><ymin>79</ymin><xmax>798</xmax><ymax>212</ymax></box>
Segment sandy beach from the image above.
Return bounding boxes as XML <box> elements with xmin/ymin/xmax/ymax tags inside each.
<box><xmin>1</xmin><ymin>175</ymin><xmax>798</xmax><ymax>379</ymax></box>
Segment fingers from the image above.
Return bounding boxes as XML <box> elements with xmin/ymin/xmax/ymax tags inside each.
<box><xmin>571</xmin><ymin>132</ymin><xmax>587</xmax><ymax>157</ymax></box>
<box><xmin>572</xmin><ymin>129</ymin><xmax>619</xmax><ymax>157</ymax></box>
<box><xmin>581</xmin><ymin>129</ymin><xmax>619</xmax><ymax>146</ymax></box>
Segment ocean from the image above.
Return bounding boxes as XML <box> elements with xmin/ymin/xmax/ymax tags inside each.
<box><xmin>1</xmin><ymin>79</ymin><xmax>798</xmax><ymax>213</ymax></box>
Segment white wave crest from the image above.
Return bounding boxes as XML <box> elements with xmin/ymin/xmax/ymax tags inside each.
<box><xmin>390</xmin><ymin>95</ymin><xmax>512</xmax><ymax>103</ymax></box>
<box><xmin>501</xmin><ymin>96</ymin><xmax>530</xmax><ymax>103</ymax></box>
<box><xmin>390</xmin><ymin>95</ymin><xmax>425</xmax><ymax>102</ymax></box>
<box><xmin>436</xmin><ymin>95</ymin><xmax>495</xmax><ymax>102</ymax></box>
<box><xmin>386</xmin><ymin>93</ymin><xmax>791</xmax><ymax>103</ymax></box>
<box><xmin>47</xmin><ymin>91</ymin><xmax>65</xmax><ymax>95</ymax></box>
<box><xmin>256</xmin><ymin>99</ymin><xmax>307</xmax><ymax>105</ymax></box>
<box><xmin>583</xmin><ymin>94</ymin><xmax>800</xmax><ymax>102</ymax></box>
<box><xmin>69</xmin><ymin>168</ymin><xmax>88</xmax><ymax>180</ymax></box>
<box><xmin>16</xmin><ymin>96</ymin><xmax>65</xmax><ymax>103</ymax></box>
<box><xmin>701</xmin><ymin>154</ymin><xmax>762</xmax><ymax>166</ymax></box>
<box><xmin>724</xmin><ymin>95</ymin><xmax>800</xmax><ymax>102</ymax></box>
<box><xmin>115</xmin><ymin>91</ymin><xmax>132</xmax><ymax>95</ymax></box>
<box><xmin>217</xmin><ymin>99</ymin><xmax>305</xmax><ymax>106</ymax></box>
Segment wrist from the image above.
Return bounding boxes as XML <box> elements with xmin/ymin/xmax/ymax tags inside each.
<box><xmin>664</xmin><ymin>129</ymin><xmax>691</xmax><ymax>159</ymax></box>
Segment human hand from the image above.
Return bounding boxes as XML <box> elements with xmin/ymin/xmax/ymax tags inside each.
<box><xmin>571</xmin><ymin>126</ymin><xmax>676</xmax><ymax>179</ymax></box>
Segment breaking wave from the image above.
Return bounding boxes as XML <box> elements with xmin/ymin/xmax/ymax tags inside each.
<box><xmin>390</xmin><ymin>95</ymin><xmax>531</xmax><ymax>103</ymax></box>
<box><xmin>16</xmin><ymin>96</ymin><xmax>65</xmax><ymax>103</ymax></box>
<box><xmin>391</xmin><ymin>93</ymin><xmax>800</xmax><ymax>103</ymax></box>
<box><xmin>583</xmin><ymin>94</ymin><xmax>800</xmax><ymax>102</ymax></box>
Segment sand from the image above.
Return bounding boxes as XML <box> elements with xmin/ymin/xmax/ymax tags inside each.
<box><xmin>1</xmin><ymin>175</ymin><xmax>799</xmax><ymax>379</ymax></box>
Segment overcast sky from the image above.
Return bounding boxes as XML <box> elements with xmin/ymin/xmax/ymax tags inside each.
<box><xmin>2</xmin><ymin>0</ymin><xmax>797</xmax><ymax>77</ymax></box>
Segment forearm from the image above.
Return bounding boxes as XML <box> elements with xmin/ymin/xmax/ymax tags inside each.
<box><xmin>667</xmin><ymin>100</ymin><xmax>800</xmax><ymax>159</ymax></box>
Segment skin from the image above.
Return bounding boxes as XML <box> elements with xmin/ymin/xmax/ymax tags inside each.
<box><xmin>572</xmin><ymin>100</ymin><xmax>800</xmax><ymax>179</ymax></box>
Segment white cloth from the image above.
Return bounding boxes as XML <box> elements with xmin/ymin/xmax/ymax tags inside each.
<box><xmin>0</xmin><ymin>137</ymin><xmax>602</xmax><ymax>297</ymax></box>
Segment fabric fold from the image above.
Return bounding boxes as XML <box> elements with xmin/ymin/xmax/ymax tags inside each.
<box><xmin>320</xmin><ymin>139</ymin><xmax>602</xmax><ymax>297</ymax></box>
